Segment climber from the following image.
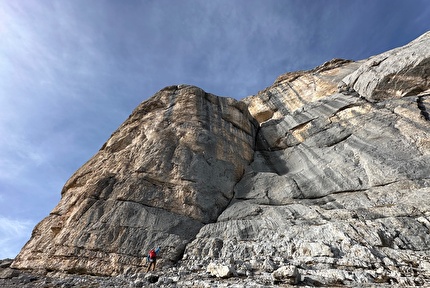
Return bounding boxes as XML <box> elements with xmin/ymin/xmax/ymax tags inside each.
<box><xmin>146</xmin><ymin>246</ymin><xmax>161</xmax><ymax>272</ymax></box>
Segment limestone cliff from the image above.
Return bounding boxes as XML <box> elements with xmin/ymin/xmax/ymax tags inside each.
<box><xmin>12</xmin><ymin>86</ymin><xmax>258</xmax><ymax>275</ymax></box>
<box><xmin>12</xmin><ymin>32</ymin><xmax>430</xmax><ymax>286</ymax></box>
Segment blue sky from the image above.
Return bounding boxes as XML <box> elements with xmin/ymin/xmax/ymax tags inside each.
<box><xmin>0</xmin><ymin>0</ymin><xmax>429</xmax><ymax>259</ymax></box>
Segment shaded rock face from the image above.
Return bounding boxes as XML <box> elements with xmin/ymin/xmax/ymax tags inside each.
<box><xmin>184</xmin><ymin>33</ymin><xmax>430</xmax><ymax>286</ymax></box>
<box><xmin>12</xmin><ymin>32</ymin><xmax>430</xmax><ymax>285</ymax></box>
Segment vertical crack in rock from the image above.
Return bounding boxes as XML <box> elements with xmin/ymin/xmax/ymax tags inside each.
<box><xmin>417</xmin><ymin>95</ymin><xmax>430</xmax><ymax>121</ymax></box>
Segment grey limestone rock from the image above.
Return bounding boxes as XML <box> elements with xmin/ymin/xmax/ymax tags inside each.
<box><xmin>182</xmin><ymin>32</ymin><xmax>430</xmax><ymax>286</ymax></box>
<box><xmin>206</xmin><ymin>262</ymin><xmax>236</xmax><ymax>278</ymax></box>
<box><xmin>0</xmin><ymin>268</ymin><xmax>19</xmax><ymax>279</ymax></box>
<box><xmin>341</xmin><ymin>31</ymin><xmax>430</xmax><ymax>101</ymax></box>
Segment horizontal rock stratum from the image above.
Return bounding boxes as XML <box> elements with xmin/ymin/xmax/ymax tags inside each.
<box><xmin>12</xmin><ymin>32</ymin><xmax>430</xmax><ymax>286</ymax></box>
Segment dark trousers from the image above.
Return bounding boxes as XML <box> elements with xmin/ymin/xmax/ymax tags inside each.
<box><xmin>147</xmin><ymin>259</ymin><xmax>156</xmax><ymax>272</ymax></box>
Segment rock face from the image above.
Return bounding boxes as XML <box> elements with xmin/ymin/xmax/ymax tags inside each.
<box><xmin>341</xmin><ymin>31</ymin><xmax>430</xmax><ymax>101</ymax></box>
<box><xmin>12</xmin><ymin>32</ymin><xmax>430</xmax><ymax>286</ymax></box>
<box><xmin>12</xmin><ymin>86</ymin><xmax>258</xmax><ymax>276</ymax></box>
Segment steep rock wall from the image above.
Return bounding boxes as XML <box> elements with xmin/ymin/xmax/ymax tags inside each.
<box><xmin>183</xmin><ymin>34</ymin><xmax>430</xmax><ymax>286</ymax></box>
<box><xmin>12</xmin><ymin>85</ymin><xmax>258</xmax><ymax>276</ymax></box>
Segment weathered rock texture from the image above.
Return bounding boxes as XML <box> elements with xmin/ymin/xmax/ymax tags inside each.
<box><xmin>12</xmin><ymin>32</ymin><xmax>430</xmax><ymax>286</ymax></box>
<box><xmin>12</xmin><ymin>86</ymin><xmax>258</xmax><ymax>276</ymax></box>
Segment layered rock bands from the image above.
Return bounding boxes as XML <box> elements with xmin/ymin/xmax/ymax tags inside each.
<box><xmin>12</xmin><ymin>32</ymin><xmax>430</xmax><ymax>286</ymax></box>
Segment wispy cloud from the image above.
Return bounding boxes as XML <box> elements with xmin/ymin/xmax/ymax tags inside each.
<box><xmin>0</xmin><ymin>216</ymin><xmax>33</xmax><ymax>259</ymax></box>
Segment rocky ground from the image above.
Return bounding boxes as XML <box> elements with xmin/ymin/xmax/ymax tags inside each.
<box><xmin>0</xmin><ymin>258</ymin><xmax>287</xmax><ymax>287</ymax></box>
<box><xmin>0</xmin><ymin>258</ymin><xmax>412</xmax><ymax>287</ymax></box>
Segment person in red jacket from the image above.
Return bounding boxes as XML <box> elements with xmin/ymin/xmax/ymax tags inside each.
<box><xmin>146</xmin><ymin>247</ymin><xmax>160</xmax><ymax>272</ymax></box>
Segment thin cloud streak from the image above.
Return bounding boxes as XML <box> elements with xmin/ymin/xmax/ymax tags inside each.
<box><xmin>0</xmin><ymin>216</ymin><xmax>33</xmax><ymax>259</ymax></box>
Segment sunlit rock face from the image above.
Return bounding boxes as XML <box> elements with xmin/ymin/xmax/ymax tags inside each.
<box><xmin>12</xmin><ymin>32</ymin><xmax>430</xmax><ymax>285</ymax></box>
<box><xmin>341</xmin><ymin>31</ymin><xmax>430</xmax><ymax>101</ymax></box>
<box><xmin>12</xmin><ymin>85</ymin><xmax>258</xmax><ymax>276</ymax></box>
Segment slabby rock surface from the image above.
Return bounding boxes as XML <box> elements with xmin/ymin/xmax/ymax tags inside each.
<box><xmin>11</xmin><ymin>32</ymin><xmax>430</xmax><ymax>286</ymax></box>
<box><xmin>184</xmin><ymin>32</ymin><xmax>430</xmax><ymax>286</ymax></box>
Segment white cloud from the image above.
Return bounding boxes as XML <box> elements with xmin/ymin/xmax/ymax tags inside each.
<box><xmin>0</xmin><ymin>216</ymin><xmax>33</xmax><ymax>259</ymax></box>
<box><xmin>0</xmin><ymin>134</ymin><xmax>47</xmax><ymax>182</ymax></box>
